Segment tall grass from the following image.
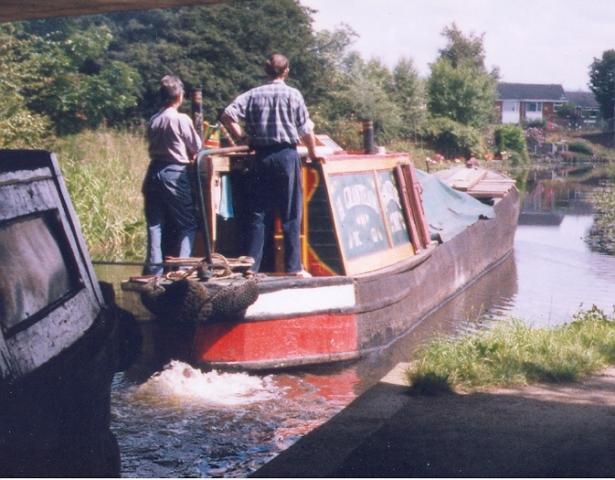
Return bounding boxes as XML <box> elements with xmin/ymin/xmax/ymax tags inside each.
<box><xmin>54</xmin><ymin>128</ymin><xmax>149</xmax><ymax>261</ymax></box>
<box><xmin>406</xmin><ymin>306</ymin><xmax>615</xmax><ymax>393</ymax></box>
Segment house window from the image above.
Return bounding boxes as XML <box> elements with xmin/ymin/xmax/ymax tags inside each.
<box><xmin>526</xmin><ymin>102</ymin><xmax>542</xmax><ymax>112</ymax></box>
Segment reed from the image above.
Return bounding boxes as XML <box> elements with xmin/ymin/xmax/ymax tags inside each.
<box><xmin>406</xmin><ymin>306</ymin><xmax>615</xmax><ymax>393</ymax></box>
<box><xmin>54</xmin><ymin>128</ymin><xmax>148</xmax><ymax>261</ymax></box>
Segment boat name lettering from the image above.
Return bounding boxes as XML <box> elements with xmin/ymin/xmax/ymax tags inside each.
<box><xmin>342</xmin><ymin>184</ymin><xmax>379</xmax><ymax>212</ymax></box>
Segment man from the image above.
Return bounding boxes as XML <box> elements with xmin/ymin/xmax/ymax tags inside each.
<box><xmin>221</xmin><ymin>53</ymin><xmax>317</xmax><ymax>276</ymax></box>
<box><xmin>142</xmin><ymin>75</ymin><xmax>202</xmax><ymax>275</ymax></box>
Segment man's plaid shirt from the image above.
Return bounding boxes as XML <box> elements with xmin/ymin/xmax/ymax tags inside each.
<box><xmin>223</xmin><ymin>79</ymin><xmax>313</xmax><ymax>147</ymax></box>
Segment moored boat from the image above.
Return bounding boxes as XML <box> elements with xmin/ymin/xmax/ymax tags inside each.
<box><xmin>123</xmin><ymin>137</ymin><xmax>519</xmax><ymax>370</ymax></box>
<box><xmin>0</xmin><ymin>150</ymin><xmax>139</xmax><ymax>476</ymax></box>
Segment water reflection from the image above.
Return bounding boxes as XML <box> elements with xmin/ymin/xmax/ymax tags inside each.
<box><xmin>511</xmin><ymin>164</ymin><xmax>615</xmax><ymax>327</ymax></box>
<box><xmin>98</xmin><ymin>163</ymin><xmax>615</xmax><ymax>477</ymax></box>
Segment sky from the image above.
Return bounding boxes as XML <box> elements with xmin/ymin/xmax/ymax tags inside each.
<box><xmin>300</xmin><ymin>0</ymin><xmax>615</xmax><ymax>91</ymax></box>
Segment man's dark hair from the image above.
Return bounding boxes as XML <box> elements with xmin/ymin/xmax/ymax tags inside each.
<box><xmin>264</xmin><ymin>53</ymin><xmax>289</xmax><ymax>78</ymax></box>
<box><xmin>159</xmin><ymin>75</ymin><xmax>184</xmax><ymax>104</ymax></box>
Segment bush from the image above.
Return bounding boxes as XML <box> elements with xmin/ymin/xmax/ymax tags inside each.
<box><xmin>568</xmin><ymin>141</ymin><xmax>594</xmax><ymax>156</ymax></box>
<box><xmin>494</xmin><ymin>125</ymin><xmax>529</xmax><ymax>163</ymax></box>
<box><xmin>419</xmin><ymin>116</ymin><xmax>483</xmax><ymax>158</ymax></box>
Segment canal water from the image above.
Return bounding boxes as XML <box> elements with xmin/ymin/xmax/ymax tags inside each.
<box><xmin>96</xmin><ymin>163</ymin><xmax>615</xmax><ymax>477</ymax></box>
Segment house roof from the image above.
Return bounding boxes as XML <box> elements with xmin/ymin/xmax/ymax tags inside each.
<box><xmin>497</xmin><ymin>83</ymin><xmax>566</xmax><ymax>101</ymax></box>
<box><xmin>564</xmin><ymin>91</ymin><xmax>599</xmax><ymax>109</ymax></box>
<box><xmin>0</xmin><ymin>0</ymin><xmax>222</xmax><ymax>23</ymax></box>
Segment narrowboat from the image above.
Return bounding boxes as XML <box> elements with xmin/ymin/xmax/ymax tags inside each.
<box><xmin>0</xmin><ymin>150</ymin><xmax>138</xmax><ymax>476</ymax></box>
<box><xmin>123</xmin><ymin>136</ymin><xmax>519</xmax><ymax>370</ymax></box>
<box><xmin>123</xmin><ymin>135</ymin><xmax>519</xmax><ymax>370</ymax></box>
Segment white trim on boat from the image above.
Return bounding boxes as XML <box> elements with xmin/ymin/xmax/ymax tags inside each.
<box><xmin>245</xmin><ymin>284</ymin><xmax>356</xmax><ymax>318</ymax></box>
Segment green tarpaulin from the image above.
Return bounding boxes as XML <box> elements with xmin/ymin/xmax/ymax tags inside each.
<box><xmin>417</xmin><ymin>169</ymin><xmax>495</xmax><ymax>242</ymax></box>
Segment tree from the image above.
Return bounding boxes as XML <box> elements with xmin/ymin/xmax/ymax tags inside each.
<box><xmin>427</xmin><ymin>58</ymin><xmax>496</xmax><ymax>128</ymax></box>
<box><xmin>331</xmin><ymin>54</ymin><xmax>403</xmax><ymax>143</ymax></box>
<box><xmin>438</xmin><ymin>23</ymin><xmax>486</xmax><ymax>70</ymax></box>
<box><xmin>589</xmin><ymin>50</ymin><xmax>615</xmax><ymax>129</ymax></box>
<box><xmin>93</xmin><ymin>0</ymin><xmax>329</xmax><ymax>121</ymax></box>
<box><xmin>427</xmin><ymin>24</ymin><xmax>497</xmax><ymax>129</ymax></box>
<box><xmin>0</xmin><ymin>25</ymin><xmax>51</xmax><ymax>147</ymax></box>
<box><xmin>19</xmin><ymin>23</ymin><xmax>140</xmax><ymax>134</ymax></box>
<box><xmin>390</xmin><ymin>57</ymin><xmax>425</xmax><ymax>134</ymax></box>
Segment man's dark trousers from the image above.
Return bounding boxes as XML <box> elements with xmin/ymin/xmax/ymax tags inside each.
<box><xmin>247</xmin><ymin>144</ymin><xmax>302</xmax><ymax>273</ymax></box>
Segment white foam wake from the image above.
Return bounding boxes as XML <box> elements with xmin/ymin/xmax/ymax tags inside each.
<box><xmin>135</xmin><ymin>360</ymin><xmax>279</xmax><ymax>406</ymax></box>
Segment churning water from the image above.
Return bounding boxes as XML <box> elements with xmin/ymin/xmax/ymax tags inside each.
<box><xmin>98</xmin><ymin>163</ymin><xmax>615</xmax><ymax>477</ymax></box>
<box><xmin>111</xmin><ymin>359</ymin><xmax>352</xmax><ymax>477</ymax></box>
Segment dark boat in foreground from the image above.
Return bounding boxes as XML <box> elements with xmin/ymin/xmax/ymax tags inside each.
<box><xmin>123</xmin><ymin>138</ymin><xmax>519</xmax><ymax>370</ymax></box>
<box><xmin>0</xmin><ymin>150</ymin><xmax>138</xmax><ymax>476</ymax></box>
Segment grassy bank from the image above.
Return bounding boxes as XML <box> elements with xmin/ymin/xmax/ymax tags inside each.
<box><xmin>406</xmin><ymin>306</ymin><xmax>615</xmax><ymax>393</ymax></box>
<box><xmin>54</xmin><ymin>128</ymin><xmax>148</xmax><ymax>261</ymax></box>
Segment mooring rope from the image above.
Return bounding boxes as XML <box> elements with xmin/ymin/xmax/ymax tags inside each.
<box><xmin>160</xmin><ymin>253</ymin><xmax>253</xmax><ymax>283</ymax></box>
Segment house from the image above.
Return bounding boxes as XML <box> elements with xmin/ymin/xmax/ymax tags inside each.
<box><xmin>496</xmin><ymin>83</ymin><xmax>566</xmax><ymax>125</ymax></box>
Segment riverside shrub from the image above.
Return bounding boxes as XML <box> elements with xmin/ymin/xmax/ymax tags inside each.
<box><xmin>494</xmin><ymin>125</ymin><xmax>529</xmax><ymax>163</ymax></box>
<box><xmin>420</xmin><ymin>116</ymin><xmax>483</xmax><ymax>158</ymax></box>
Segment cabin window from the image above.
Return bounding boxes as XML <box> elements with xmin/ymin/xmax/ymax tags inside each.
<box><xmin>0</xmin><ymin>210</ymin><xmax>82</xmax><ymax>336</ymax></box>
<box><xmin>526</xmin><ymin>102</ymin><xmax>542</xmax><ymax>112</ymax></box>
<box><xmin>321</xmin><ymin>158</ymin><xmax>415</xmax><ymax>275</ymax></box>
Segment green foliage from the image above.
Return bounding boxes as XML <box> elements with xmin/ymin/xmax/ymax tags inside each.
<box><xmin>589</xmin><ymin>49</ymin><xmax>615</xmax><ymax>128</ymax></box>
<box><xmin>55</xmin><ymin>129</ymin><xmax>148</xmax><ymax>261</ymax></box>
<box><xmin>420</xmin><ymin>116</ymin><xmax>483</xmax><ymax>158</ymax></box>
<box><xmin>94</xmin><ymin>0</ymin><xmax>327</xmax><ymax>121</ymax></box>
<box><xmin>2</xmin><ymin>6</ymin><xmax>512</xmax><ymax>154</ymax></box>
<box><xmin>568</xmin><ymin>141</ymin><xmax>594</xmax><ymax>156</ymax></box>
<box><xmin>427</xmin><ymin>24</ymin><xmax>497</xmax><ymax>130</ymax></box>
<box><xmin>406</xmin><ymin>306</ymin><xmax>615</xmax><ymax>392</ymax></box>
<box><xmin>21</xmin><ymin>24</ymin><xmax>141</xmax><ymax>134</ymax></box>
<box><xmin>8</xmin><ymin>1</ymin><xmax>334</xmax><ymax>136</ymax></box>
<box><xmin>0</xmin><ymin>25</ymin><xmax>52</xmax><ymax>147</ymax></box>
<box><xmin>494</xmin><ymin>125</ymin><xmax>529</xmax><ymax>163</ymax></box>
<box><xmin>4</xmin><ymin>2</ymin><xmax>429</xmax><ymax>149</ymax></box>
<box><xmin>313</xmin><ymin>49</ymin><xmax>425</xmax><ymax>147</ymax></box>
<box><xmin>438</xmin><ymin>23</ymin><xmax>487</xmax><ymax>70</ymax></box>
<box><xmin>391</xmin><ymin>58</ymin><xmax>426</xmax><ymax>135</ymax></box>
<box><xmin>330</xmin><ymin>54</ymin><xmax>403</xmax><ymax>143</ymax></box>
<box><xmin>427</xmin><ymin>58</ymin><xmax>497</xmax><ymax>128</ymax></box>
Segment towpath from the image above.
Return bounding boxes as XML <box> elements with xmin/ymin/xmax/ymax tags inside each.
<box><xmin>254</xmin><ymin>364</ymin><xmax>615</xmax><ymax>477</ymax></box>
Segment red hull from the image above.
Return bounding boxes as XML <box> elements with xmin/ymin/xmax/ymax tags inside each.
<box><xmin>195</xmin><ymin>313</ymin><xmax>358</xmax><ymax>369</ymax></box>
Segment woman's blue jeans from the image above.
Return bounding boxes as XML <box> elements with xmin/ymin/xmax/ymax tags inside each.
<box><xmin>142</xmin><ymin>163</ymin><xmax>198</xmax><ymax>275</ymax></box>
